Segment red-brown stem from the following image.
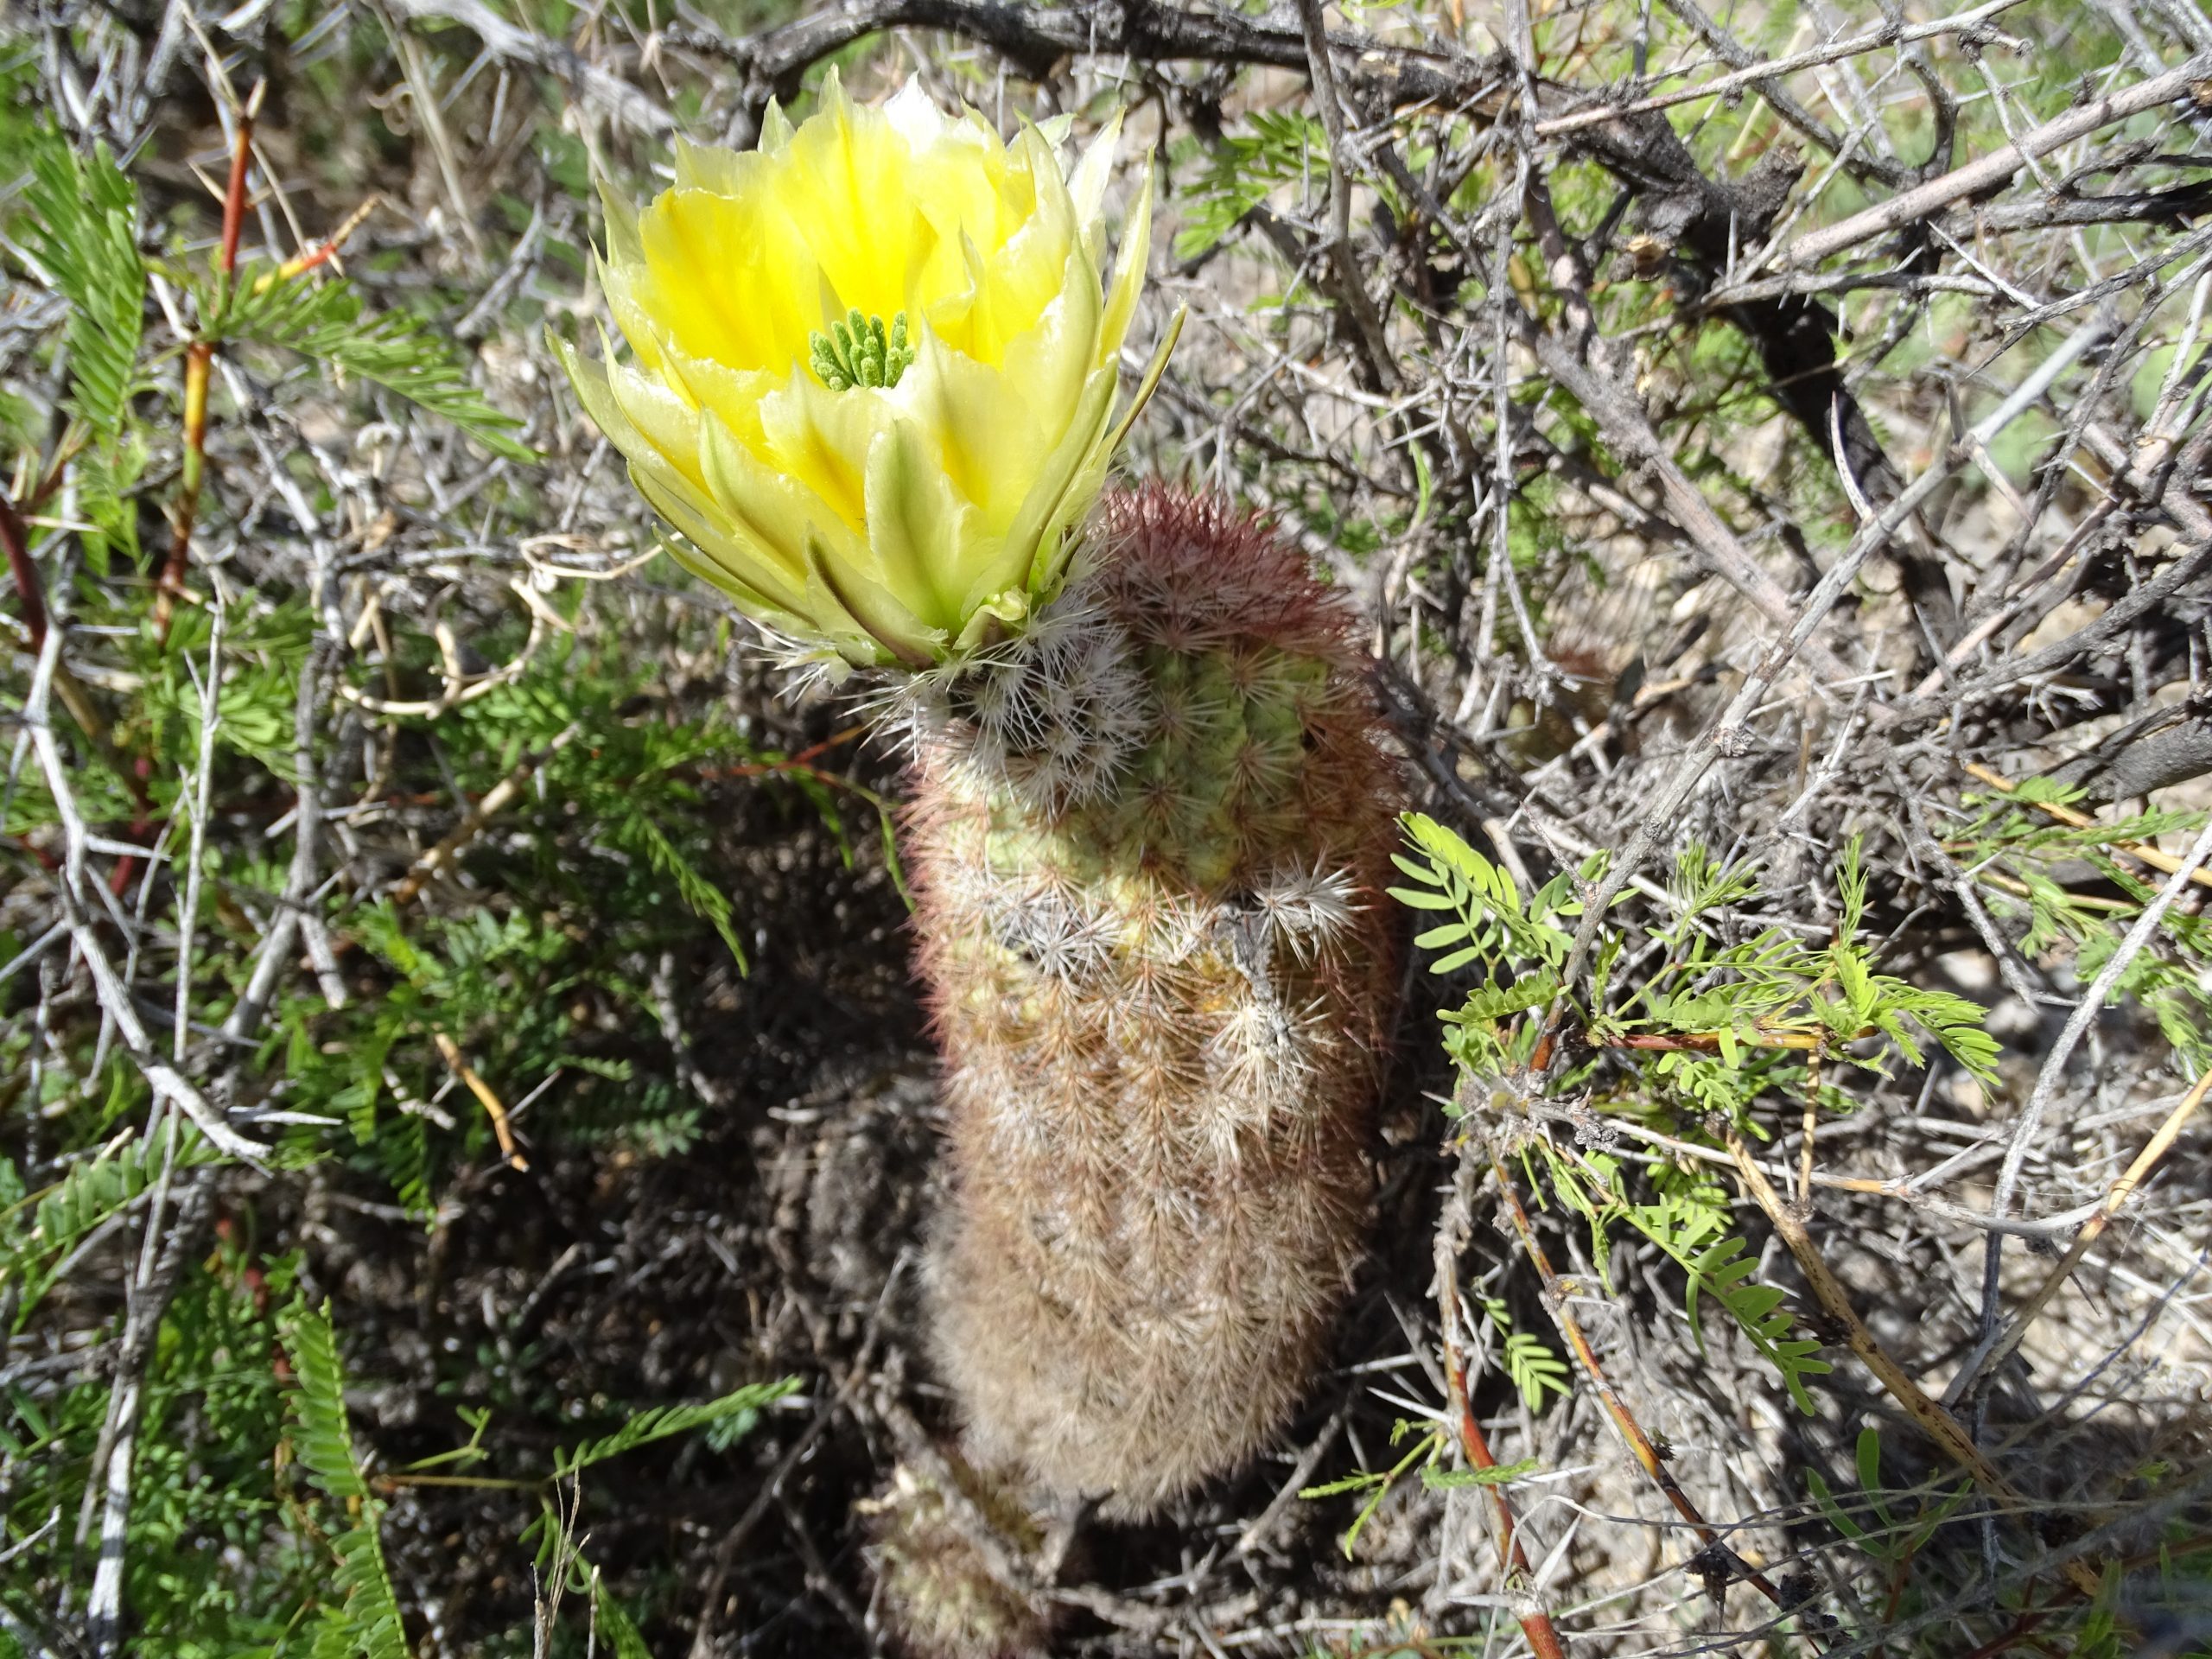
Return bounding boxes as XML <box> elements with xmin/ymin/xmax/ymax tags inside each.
<box><xmin>156</xmin><ymin>340</ymin><xmax>212</xmax><ymax>637</ymax></box>
<box><xmin>157</xmin><ymin>80</ymin><xmax>261</xmax><ymax>641</ymax></box>
<box><xmin>3</xmin><ymin>481</ymin><xmax>147</xmax><ymax>810</ymax></box>
<box><xmin>1959</xmin><ymin>1606</ymin><xmax>2049</xmax><ymax>1659</ymax></box>
<box><xmin>1488</xmin><ymin>1153</ymin><xmax>1808</xmax><ymax>1624</ymax></box>
<box><xmin>262</xmin><ymin>195</ymin><xmax>378</xmax><ymax>288</ymax></box>
<box><xmin>3</xmin><ymin>835</ymin><xmax>61</xmax><ymax>874</ymax></box>
<box><xmin>1437</xmin><ymin>1268</ymin><xmax>1568</xmax><ymax>1659</ymax></box>
<box><xmin>1</xmin><ymin>484</ymin><xmax>46</xmax><ymax>652</ymax></box>
<box><xmin>709</xmin><ymin>722</ymin><xmax>868</xmax><ymax>779</ymax></box>
<box><xmin>216</xmin><ymin>98</ymin><xmax>254</xmax><ymax>275</ymax></box>
<box><xmin>26</xmin><ymin>427</ymin><xmax>86</xmax><ymax>516</ymax></box>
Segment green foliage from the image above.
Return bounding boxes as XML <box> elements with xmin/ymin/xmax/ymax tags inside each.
<box><xmin>1531</xmin><ymin>1140</ymin><xmax>1830</xmax><ymax>1414</ymax></box>
<box><xmin>1395</xmin><ymin>819</ymin><xmax>1989</xmax><ymax>1416</ymax></box>
<box><xmin>270</xmin><ymin>1299</ymin><xmax>795</xmax><ymax>1653</ymax></box>
<box><xmin>1624</xmin><ymin>1175</ymin><xmax>1833</xmax><ymax>1414</ymax></box>
<box><xmin>1391</xmin><ymin>812</ymin><xmax>1592</xmax><ymax>1072</ymax></box>
<box><xmin>1478</xmin><ymin>1298</ymin><xmax>1570</xmax><ymax>1414</ymax></box>
<box><xmin>552</xmin><ymin>1379</ymin><xmax>800</xmax><ymax>1478</ymax></box>
<box><xmin>1392</xmin><ymin>810</ymin><xmax>1587</xmax><ymax>976</ymax></box>
<box><xmin>14</xmin><ymin>125</ymin><xmax>147</xmax><ymax>569</ymax></box>
<box><xmin>1302</xmin><ymin>1414</ymin><xmax>1540</xmax><ymax>1560</ymax></box>
<box><xmin>0</xmin><ymin>112</ymin><xmax>877</xmax><ymax>1650</ymax></box>
<box><xmin>19</xmin><ymin>129</ymin><xmax>143</xmax><ymax>442</ymax></box>
<box><xmin>613</xmin><ymin>804</ymin><xmax>752</xmax><ymax>972</ymax></box>
<box><xmin>591</xmin><ymin>1567</ymin><xmax>659</xmax><ymax>1659</ymax></box>
<box><xmin>279</xmin><ymin>1298</ymin><xmax>410</xmax><ymax>1659</ymax></box>
<box><xmin>1804</xmin><ymin>1427</ymin><xmax>1971</xmax><ymax>1566</ymax></box>
<box><xmin>211</xmin><ymin>264</ymin><xmax>534</xmax><ymax>461</ymax></box>
<box><xmin>0</xmin><ymin>1243</ymin><xmax>336</xmax><ymax>1651</ymax></box>
<box><xmin>1420</xmin><ymin>1458</ymin><xmax>1541</xmax><ymax>1491</ymax></box>
<box><xmin>247</xmin><ymin>643</ymin><xmax>899</xmax><ymax>1204</ymax></box>
<box><xmin>1953</xmin><ymin>777</ymin><xmax>2212</xmax><ymax>1068</ymax></box>
<box><xmin>1173</xmin><ymin>111</ymin><xmax>1335</xmax><ymax>260</ymax></box>
<box><xmin>1401</xmin><ymin>821</ymin><xmax>1999</xmax><ymax>1104</ymax></box>
<box><xmin>2</xmin><ymin>1124</ymin><xmax>220</xmax><ymax>1325</ymax></box>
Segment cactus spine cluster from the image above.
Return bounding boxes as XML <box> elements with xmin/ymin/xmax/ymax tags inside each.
<box><xmin>906</xmin><ymin>488</ymin><xmax>1400</xmax><ymax>1514</ymax></box>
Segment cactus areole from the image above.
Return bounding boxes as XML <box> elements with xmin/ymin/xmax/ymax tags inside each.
<box><xmin>559</xmin><ymin>82</ymin><xmax>1399</xmax><ymax>1516</ymax></box>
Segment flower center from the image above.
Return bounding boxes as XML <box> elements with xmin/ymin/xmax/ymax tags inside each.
<box><xmin>810</xmin><ymin>309</ymin><xmax>916</xmax><ymax>391</ymax></box>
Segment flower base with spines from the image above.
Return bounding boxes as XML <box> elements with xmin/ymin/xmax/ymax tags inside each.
<box><xmin>906</xmin><ymin>486</ymin><xmax>1400</xmax><ymax>1515</ymax></box>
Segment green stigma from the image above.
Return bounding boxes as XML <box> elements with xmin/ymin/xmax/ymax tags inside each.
<box><xmin>810</xmin><ymin>309</ymin><xmax>916</xmax><ymax>391</ymax></box>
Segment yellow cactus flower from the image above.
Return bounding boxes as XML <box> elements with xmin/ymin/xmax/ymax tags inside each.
<box><xmin>556</xmin><ymin>71</ymin><xmax>1164</xmax><ymax>669</ymax></box>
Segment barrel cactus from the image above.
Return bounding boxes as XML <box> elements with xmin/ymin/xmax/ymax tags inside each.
<box><xmin>557</xmin><ymin>71</ymin><xmax>1398</xmax><ymax>1534</ymax></box>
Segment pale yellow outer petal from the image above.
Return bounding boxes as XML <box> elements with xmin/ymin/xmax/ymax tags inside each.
<box><xmin>651</xmin><ymin>347</ymin><xmax>776</xmax><ymax>456</ymax></box>
<box><xmin>1098</xmin><ymin>156</ymin><xmax>1154</xmax><ymax>371</ymax></box>
<box><xmin>1011</xmin><ymin>362</ymin><xmax>1119</xmax><ymax>600</ymax></box>
<box><xmin>553</xmin><ymin>328</ymin><xmax>643</xmax><ymax>447</ymax></box>
<box><xmin>1001</xmin><ymin>242</ymin><xmax>1104</xmax><ymax>468</ymax></box>
<box><xmin>672</xmin><ymin>135</ymin><xmax>746</xmax><ymax>193</ymax></box>
<box><xmin>639</xmin><ymin>479</ymin><xmax>805</xmax><ymax>626</ymax></box>
<box><xmin>898</xmin><ymin>327</ymin><xmax>1014</xmax><ymax>520</ymax></box>
<box><xmin>758</xmin><ymin>97</ymin><xmax>795</xmax><ymax>152</ymax></box>
<box><xmin>864</xmin><ymin>417</ymin><xmax>987</xmax><ymax>634</ymax></box>
<box><xmin>805</xmin><ymin>531</ymin><xmax>941</xmax><ymax>667</ymax></box>
<box><xmin>881</xmin><ymin>76</ymin><xmax>956</xmax><ymax>152</ymax></box>
<box><xmin>601</xmin><ymin>353</ymin><xmax>704</xmax><ymax>485</ymax></box>
<box><xmin>1068</xmin><ymin>111</ymin><xmax>1124</xmax><ymax>245</ymax></box>
<box><xmin>696</xmin><ymin>408</ymin><xmax>842</xmax><ymax>599</ymax></box>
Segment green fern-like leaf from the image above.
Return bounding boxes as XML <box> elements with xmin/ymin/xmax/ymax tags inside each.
<box><xmin>1625</xmin><ymin>1198</ymin><xmax>1833</xmax><ymax>1414</ymax></box>
<box><xmin>553</xmin><ymin>1379</ymin><xmax>798</xmax><ymax>1478</ymax></box>
<box><xmin>589</xmin><ymin>1566</ymin><xmax>656</xmax><ymax>1659</ymax></box>
<box><xmin>1502</xmin><ymin>1331</ymin><xmax>1572</xmax><ymax>1414</ymax></box>
<box><xmin>21</xmin><ymin>128</ymin><xmax>143</xmax><ymax>444</ymax></box>
<box><xmin>1173</xmin><ymin>111</ymin><xmax>1333</xmax><ymax>260</ymax></box>
<box><xmin>16</xmin><ymin>127</ymin><xmax>147</xmax><ymax>571</ymax></box>
<box><xmin>1478</xmin><ymin>1297</ymin><xmax>1571</xmax><ymax>1413</ymax></box>
<box><xmin>1393</xmin><ymin>813</ymin><xmax>1573</xmax><ymax>977</ymax></box>
<box><xmin>1421</xmin><ymin>1457</ymin><xmax>1541</xmax><ymax>1491</ymax></box>
<box><xmin>613</xmin><ymin>806</ymin><xmax>750</xmax><ymax>973</ymax></box>
<box><xmin>278</xmin><ymin>1298</ymin><xmax>408</xmax><ymax>1659</ymax></box>
<box><xmin>213</xmin><ymin>267</ymin><xmax>533</xmax><ymax>462</ymax></box>
<box><xmin>12</xmin><ymin>1128</ymin><xmax>219</xmax><ymax>1321</ymax></box>
<box><xmin>371</xmin><ymin>1112</ymin><xmax>432</xmax><ymax>1222</ymax></box>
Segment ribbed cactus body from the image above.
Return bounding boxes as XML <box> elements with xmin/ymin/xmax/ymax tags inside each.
<box><xmin>907</xmin><ymin>489</ymin><xmax>1399</xmax><ymax>1513</ymax></box>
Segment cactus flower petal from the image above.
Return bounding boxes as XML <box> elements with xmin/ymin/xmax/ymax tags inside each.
<box><xmin>559</xmin><ymin>69</ymin><xmax>1154</xmax><ymax>668</ymax></box>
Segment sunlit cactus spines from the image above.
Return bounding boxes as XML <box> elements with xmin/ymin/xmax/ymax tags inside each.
<box><xmin>907</xmin><ymin>488</ymin><xmax>1400</xmax><ymax>1512</ymax></box>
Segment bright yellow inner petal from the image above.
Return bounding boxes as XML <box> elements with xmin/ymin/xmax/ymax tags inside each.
<box><xmin>621</xmin><ymin>96</ymin><xmax>1072</xmax><ymax>378</ymax></box>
